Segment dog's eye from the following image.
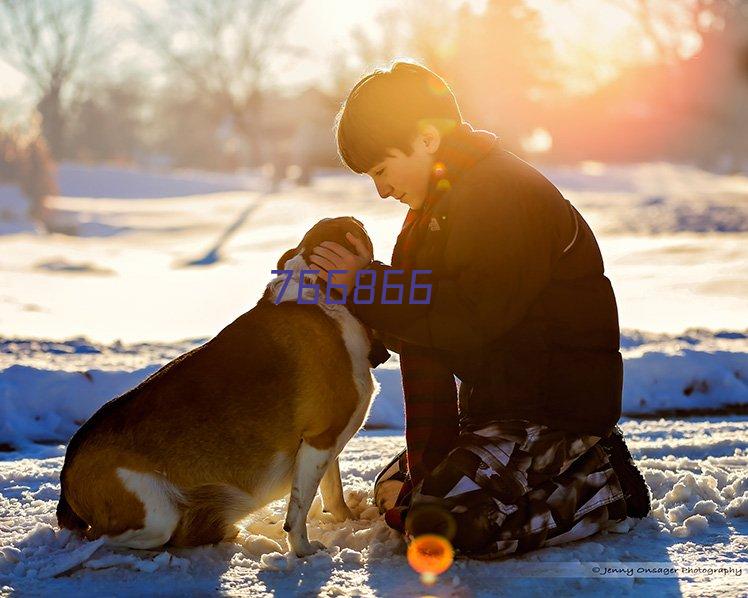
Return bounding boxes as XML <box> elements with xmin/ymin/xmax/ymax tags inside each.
<box><xmin>375</xmin><ymin>168</ymin><xmax>384</xmax><ymax>176</ymax></box>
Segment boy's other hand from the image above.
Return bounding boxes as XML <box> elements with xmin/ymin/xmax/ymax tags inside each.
<box><xmin>310</xmin><ymin>232</ymin><xmax>373</xmax><ymax>289</ymax></box>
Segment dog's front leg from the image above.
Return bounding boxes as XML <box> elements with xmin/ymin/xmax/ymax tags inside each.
<box><xmin>320</xmin><ymin>457</ymin><xmax>354</xmax><ymax>522</ymax></box>
<box><xmin>284</xmin><ymin>440</ymin><xmax>331</xmax><ymax>557</ymax></box>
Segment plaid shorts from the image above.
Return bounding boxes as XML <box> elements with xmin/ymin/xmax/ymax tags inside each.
<box><xmin>374</xmin><ymin>419</ymin><xmax>628</xmax><ymax>559</ymax></box>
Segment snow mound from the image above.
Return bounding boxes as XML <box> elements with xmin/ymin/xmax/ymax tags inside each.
<box><xmin>0</xmin><ymin>184</ymin><xmax>36</xmax><ymax>235</ymax></box>
<box><xmin>56</xmin><ymin>164</ymin><xmax>265</xmax><ymax>199</ymax></box>
<box><xmin>545</xmin><ymin>162</ymin><xmax>748</xmax><ymax>234</ymax></box>
<box><xmin>621</xmin><ymin>329</ymin><xmax>748</xmax><ymax>415</ymax></box>
<box><xmin>641</xmin><ymin>446</ymin><xmax>748</xmax><ymax>539</ymax></box>
<box><xmin>613</xmin><ymin>196</ymin><xmax>748</xmax><ymax>234</ymax></box>
<box><xmin>34</xmin><ymin>259</ymin><xmax>114</xmax><ymax>275</ymax></box>
<box><xmin>1</xmin><ymin>330</ymin><xmax>746</xmax><ymax>447</ymax></box>
<box><xmin>0</xmin><ymin>364</ymin><xmax>158</xmax><ymax>449</ymax></box>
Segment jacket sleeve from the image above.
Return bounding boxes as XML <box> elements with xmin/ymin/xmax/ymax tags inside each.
<box><xmin>345</xmin><ymin>260</ymin><xmax>435</xmax><ymax>342</ymax></box>
<box><xmin>350</xmin><ymin>178</ymin><xmax>564</xmax><ymax>352</ymax></box>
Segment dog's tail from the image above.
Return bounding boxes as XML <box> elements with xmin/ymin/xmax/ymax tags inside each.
<box><xmin>56</xmin><ymin>491</ymin><xmax>87</xmax><ymax>532</ymax></box>
<box><xmin>170</xmin><ymin>484</ymin><xmax>253</xmax><ymax>547</ymax></box>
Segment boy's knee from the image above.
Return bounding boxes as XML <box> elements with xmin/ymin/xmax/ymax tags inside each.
<box><xmin>374</xmin><ymin>449</ymin><xmax>408</xmax><ymax>513</ymax></box>
<box><xmin>374</xmin><ymin>478</ymin><xmax>403</xmax><ymax>513</ymax></box>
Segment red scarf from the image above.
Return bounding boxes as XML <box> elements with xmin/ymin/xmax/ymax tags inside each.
<box><xmin>393</xmin><ymin>121</ymin><xmax>497</xmax><ymax>270</ymax></box>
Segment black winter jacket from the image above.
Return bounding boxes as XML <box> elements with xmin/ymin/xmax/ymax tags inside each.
<box><xmin>349</xmin><ymin>129</ymin><xmax>622</xmax><ymax>435</ymax></box>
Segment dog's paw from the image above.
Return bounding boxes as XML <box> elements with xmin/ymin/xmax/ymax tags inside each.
<box><xmin>293</xmin><ymin>539</ymin><xmax>326</xmax><ymax>558</ymax></box>
<box><xmin>323</xmin><ymin>501</ymin><xmax>355</xmax><ymax>522</ymax></box>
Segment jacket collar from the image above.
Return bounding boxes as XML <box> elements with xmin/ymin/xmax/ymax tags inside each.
<box><xmin>397</xmin><ymin>122</ymin><xmax>497</xmax><ymax>233</ymax></box>
<box><xmin>406</xmin><ymin>122</ymin><xmax>497</xmax><ymax>222</ymax></box>
<box><xmin>429</xmin><ymin>121</ymin><xmax>497</xmax><ymax>196</ymax></box>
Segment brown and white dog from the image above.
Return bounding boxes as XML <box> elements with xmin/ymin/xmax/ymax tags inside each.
<box><xmin>56</xmin><ymin>216</ymin><xmax>388</xmax><ymax>557</ymax></box>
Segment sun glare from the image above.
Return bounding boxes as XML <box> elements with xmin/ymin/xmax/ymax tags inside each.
<box><xmin>528</xmin><ymin>0</ymin><xmax>645</xmax><ymax>92</ymax></box>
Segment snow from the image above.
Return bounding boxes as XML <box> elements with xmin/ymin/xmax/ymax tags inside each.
<box><xmin>1</xmin><ymin>420</ymin><xmax>746</xmax><ymax>596</ymax></box>
<box><xmin>0</xmin><ymin>162</ymin><xmax>746</xmax><ymax>342</ymax></box>
<box><xmin>56</xmin><ymin>163</ymin><xmax>264</xmax><ymax>199</ymax></box>
<box><xmin>0</xmin><ymin>330</ymin><xmax>746</xmax><ymax>448</ymax></box>
<box><xmin>619</xmin><ymin>329</ymin><xmax>748</xmax><ymax>416</ymax></box>
<box><xmin>1</xmin><ymin>161</ymin><xmax>747</xmax><ymax>595</ymax></box>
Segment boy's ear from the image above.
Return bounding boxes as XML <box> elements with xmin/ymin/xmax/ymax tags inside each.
<box><xmin>419</xmin><ymin>124</ymin><xmax>442</xmax><ymax>155</ymax></box>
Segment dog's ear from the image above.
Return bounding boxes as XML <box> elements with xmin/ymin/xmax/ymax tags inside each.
<box><xmin>346</xmin><ymin>218</ymin><xmax>372</xmax><ymax>255</ymax></box>
<box><xmin>277</xmin><ymin>246</ymin><xmax>300</xmax><ymax>270</ymax></box>
<box><xmin>350</xmin><ymin>227</ymin><xmax>373</xmax><ymax>257</ymax></box>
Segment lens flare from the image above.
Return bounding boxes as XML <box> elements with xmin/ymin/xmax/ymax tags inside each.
<box><xmin>407</xmin><ymin>533</ymin><xmax>454</xmax><ymax>584</ymax></box>
<box><xmin>426</xmin><ymin>77</ymin><xmax>449</xmax><ymax>96</ymax></box>
<box><xmin>436</xmin><ymin>178</ymin><xmax>451</xmax><ymax>192</ymax></box>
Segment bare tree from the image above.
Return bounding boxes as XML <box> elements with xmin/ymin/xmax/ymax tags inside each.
<box><xmin>598</xmin><ymin>0</ymin><xmax>748</xmax><ymax>168</ymax></box>
<box><xmin>343</xmin><ymin>1</ymin><xmax>462</xmax><ymax>82</ymax></box>
<box><xmin>0</xmin><ymin>0</ymin><xmax>97</xmax><ymax>158</ymax></box>
<box><xmin>0</xmin><ymin>116</ymin><xmax>58</xmax><ymax>231</ymax></box>
<box><xmin>135</xmin><ymin>0</ymin><xmax>301</xmax><ymax>167</ymax></box>
<box><xmin>400</xmin><ymin>0</ymin><xmax>463</xmax><ymax>82</ymax></box>
<box><xmin>600</xmin><ymin>0</ymin><xmax>748</xmax><ymax>63</ymax></box>
<box><xmin>333</xmin><ymin>0</ymin><xmax>557</xmax><ymax>153</ymax></box>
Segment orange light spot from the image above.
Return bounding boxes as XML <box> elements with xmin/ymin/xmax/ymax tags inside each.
<box><xmin>426</xmin><ymin>78</ymin><xmax>448</xmax><ymax>96</ymax></box>
<box><xmin>407</xmin><ymin>534</ymin><xmax>454</xmax><ymax>579</ymax></box>
<box><xmin>436</xmin><ymin>178</ymin><xmax>451</xmax><ymax>192</ymax></box>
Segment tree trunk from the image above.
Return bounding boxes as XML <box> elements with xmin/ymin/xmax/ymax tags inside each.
<box><xmin>37</xmin><ymin>86</ymin><xmax>65</xmax><ymax>160</ymax></box>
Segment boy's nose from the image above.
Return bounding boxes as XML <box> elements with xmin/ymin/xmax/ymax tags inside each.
<box><xmin>375</xmin><ymin>180</ymin><xmax>393</xmax><ymax>199</ymax></box>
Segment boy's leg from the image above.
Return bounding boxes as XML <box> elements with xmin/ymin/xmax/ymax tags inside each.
<box><xmin>402</xmin><ymin>419</ymin><xmax>629</xmax><ymax>558</ymax></box>
<box><xmin>372</xmin><ymin>340</ymin><xmax>460</xmax><ymax>518</ymax></box>
<box><xmin>398</xmin><ymin>342</ymin><xmax>460</xmax><ymax>485</ymax></box>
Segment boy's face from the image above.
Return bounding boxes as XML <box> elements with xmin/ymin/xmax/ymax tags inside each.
<box><xmin>365</xmin><ymin>129</ymin><xmax>440</xmax><ymax>210</ymax></box>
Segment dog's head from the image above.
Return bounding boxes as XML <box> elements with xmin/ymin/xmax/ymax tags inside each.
<box><xmin>276</xmin><ymin>216</ymin><xmax>373</xmax><ymax>273</ymax></box>
<box><xmin>270</xmin><ymin>216</ymin><xmax>390</xmax><ymax>367</ymax></box>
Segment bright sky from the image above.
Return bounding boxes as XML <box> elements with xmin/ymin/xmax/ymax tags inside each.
<box><xmin>0</xmin><ymin>0</ymin><xmax>688</xmax><ymax>103</ymax></box>
<box><xmin>284</xmin><ymin>0</ymin><xmax>648</xmax><ymax>94</ymax></box>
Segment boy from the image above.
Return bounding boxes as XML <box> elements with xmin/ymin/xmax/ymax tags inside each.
<box><xmin>310</xmin><ymin>61</ymin><xmax>650</xmax><ymax>558</ymax></box>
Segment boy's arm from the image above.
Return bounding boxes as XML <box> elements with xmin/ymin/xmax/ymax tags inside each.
<box><xmin>345</xmin><ymin>260</ymin><xmax>434</xmax><ymax>338</ymax></box>
<box><xmin>350</xmin><ymin>189</ymin><xmax>560</xmax><ymax>352</ymax></box>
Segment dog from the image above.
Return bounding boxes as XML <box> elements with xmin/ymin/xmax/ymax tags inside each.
<box><xmin>56</xmin><ymin>216</ymin><xmax>389</xmax><ymax>557</ymax></box>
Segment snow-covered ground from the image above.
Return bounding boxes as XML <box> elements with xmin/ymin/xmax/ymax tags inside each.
<box><xmin>1</xmin><ymin>420</ymin><xmax>746</xmax><ymax>596</ymax></box>
<box><xmin>0</xmin><ymin>161</ymin><xmax>746</xmax><ymax>342</ymax></box>
<box><xmin>1</xmin><ymin>161</ymin><xmax>746</xmax><ymax>595</ymax></box>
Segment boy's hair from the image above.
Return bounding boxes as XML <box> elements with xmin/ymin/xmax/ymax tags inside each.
<box><xmin>335</xmin><ymin>61</ymin><xmax>463</xmax><ymax>174</ymax></box>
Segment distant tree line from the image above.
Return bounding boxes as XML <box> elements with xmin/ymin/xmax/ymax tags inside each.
<box><xmin>0</xmin><ymin>0</ymin><xmax>746</xmax><ymax>174</ymax></box>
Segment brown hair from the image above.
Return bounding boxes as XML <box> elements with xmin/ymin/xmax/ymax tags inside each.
<box><xmin>334</xmin><ymin>61</ymin><xmax>463</xmax><ymax>174</ymax></box>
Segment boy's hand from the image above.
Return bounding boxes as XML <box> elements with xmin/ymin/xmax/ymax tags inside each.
<box><xmin>310</xmin><ymin>232</ymin><xmax>373</xmax><ymax>290</ymax></box>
